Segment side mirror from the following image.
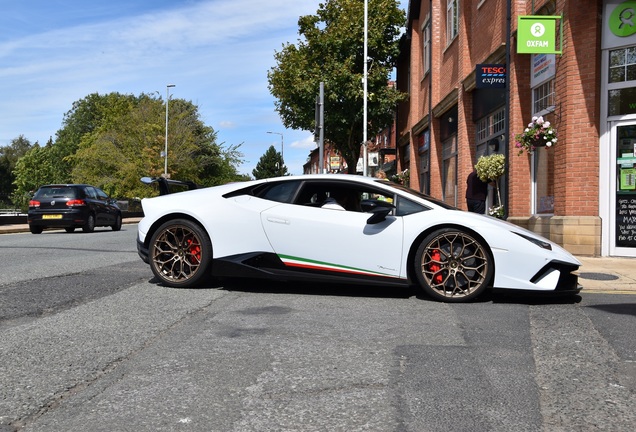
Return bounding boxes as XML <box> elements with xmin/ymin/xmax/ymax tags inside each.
<box><xmin>362</xmin><ymin>199</ymin><xmax>395</xmax><ymax>224</ymax></box>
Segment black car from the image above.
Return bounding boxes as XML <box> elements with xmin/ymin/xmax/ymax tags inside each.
<box><xmin>28</xmin><ymin>184</ymin><xmax>122</xmax><ymax>234</ymax></box>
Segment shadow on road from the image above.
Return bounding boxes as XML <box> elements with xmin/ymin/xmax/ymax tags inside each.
<box><xmin>148</xmin><ymin>276</ymin><xmax>583</xmax><ymax>305</ymax></box>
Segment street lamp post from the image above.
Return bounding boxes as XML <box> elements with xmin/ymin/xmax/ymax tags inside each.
<box><xmin>164</xmin><ymin>84</ymin><xmax>175</xmax><ymax>177</ymax></box>
<box><xmin>362</xmin><ymin>0</ymin><xmax>368</xmax><ymax>176</ymax></box>
<box><xmin>266</xmin><ymin>131</ymin><xmax>284</xmax><ymax>163</ymax></box>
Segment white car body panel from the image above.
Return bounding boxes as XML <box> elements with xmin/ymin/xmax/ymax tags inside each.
<box><xmin>261</xmin><ymin>202</ymin><xmax>404</xmax><ymax>278</ymax></box>
<box><xmin>139</xmin><ymin>186</ymin><xmax>277</xmax><ymax>258</ymax></box>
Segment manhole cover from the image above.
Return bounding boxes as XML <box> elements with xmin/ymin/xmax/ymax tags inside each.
<box><xmin>579</xmin><ymin>272</ymin><xmax>619</xmax><ymax>281</ymax></box>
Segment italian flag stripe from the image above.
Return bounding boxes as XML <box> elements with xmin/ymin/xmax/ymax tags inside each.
<box><xmin>278</xmin><ymin>254</ymin><xmax>397</xmax><ymax>278</ymax></box>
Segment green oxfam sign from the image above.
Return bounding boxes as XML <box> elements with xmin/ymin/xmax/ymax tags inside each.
<box><xmin>517</xmin><ymin>16</ymin><xmax>561</xmax><ymax>54</ymax></box>
<box><xmin>609</xmin><ymin>0</ymin><xmax>636</xmax><ymax>37</ymax></box>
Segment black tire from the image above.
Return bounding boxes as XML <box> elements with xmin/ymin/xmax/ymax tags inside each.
<box><xmin>30</xmin><ymin>225</ymin><xmax>43</xmax><ymax>234</ymax></box>
<box><xmin>148</xmin><ymin>219</ymin><xmax>212</xmax><ymax>288</ymax></box>
<box><xmin>82</xmin><ymin>214</ymin><xmax>95</xmax><ymax>233</ymax></box>
<box><xmin>65</xmin><ymin>227</ymin><xmax>76</xmax><ymax>233</ymax></box>
<box><xmin>414</xmin><ymin>228</ymin><xmax>493</xmax><ymax>302</ymax></box>
<box><xmin>111</xmin><ymin>214</ymin><xmax>122</xmax><ymax>231</ymax></box>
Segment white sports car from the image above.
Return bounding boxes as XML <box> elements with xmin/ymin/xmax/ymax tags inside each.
<box><xmin>136</xmin><ymin>174</ymin><xmax>581</xmax><ymax>302</ymax></box>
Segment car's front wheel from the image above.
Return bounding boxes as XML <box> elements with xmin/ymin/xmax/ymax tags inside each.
<box><xmin>149</xmin><ymin>219</ymin><xmax>212</xmax><ymax>288</ymax></box>
<box><xmin>414</xmin><ymin>228</ymin><xmax>493</xmax><ymax>302</ymax></box>
<box><xmin>111</xmin><ymin>214</ymin><xmax>122</xmax><ymax>231</ymax></box>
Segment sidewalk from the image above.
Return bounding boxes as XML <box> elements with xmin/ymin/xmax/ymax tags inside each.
<box><xmin>576</xmin><ymin>256</ymin><xmax>636</xmax><ymax>293</ymax></box>
<box><xmin>0</xmin><ymin>220</ymin><xmax>634</xmax><ymax>293</ymax></box>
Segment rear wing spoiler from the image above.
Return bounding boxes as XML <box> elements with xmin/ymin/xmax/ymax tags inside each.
<box><xmin>140</xmin><ymin>177</ymin><xmax>199</xmax><ymax>196</ymax></box>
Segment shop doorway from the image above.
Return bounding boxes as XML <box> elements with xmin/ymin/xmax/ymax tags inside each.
<box><xmin>610</xmin><ymin>121</ymin><xmax>636</xmax><ymax>257</ymax></box>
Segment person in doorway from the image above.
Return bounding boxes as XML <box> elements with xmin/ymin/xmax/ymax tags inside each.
<box><xmin>466</xmin><ymin>170</ymin><xmax>488</xmax><ymax>214</ymax></box>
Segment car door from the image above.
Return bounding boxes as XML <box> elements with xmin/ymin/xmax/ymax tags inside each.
<box><xmin>95</xmin><ymin>187</ymin><xmax>117</xmax><ymax>224</ymax></box>
<box><xmin>84</xmin><ymin>186</ymin><xmax>106</xmax><ymax>225</ymax></box>
<box><xmin>260</xmin><ymin>195</ymin><xmax>405</xmax><ymax>280</ymax></box>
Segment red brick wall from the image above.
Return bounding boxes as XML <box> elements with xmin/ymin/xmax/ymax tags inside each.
<box><xmin>551</xmin><ymin>0</ymin><xmax>601</xmax><ymax>216</ymax></box>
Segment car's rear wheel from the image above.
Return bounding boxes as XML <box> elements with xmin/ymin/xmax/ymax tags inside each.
<box><xmin>82</xmin><ymin>214</ymin><xmax>95</xmax><ymax>233</ymax></box>
<box><xmin>111</xmin><ymin>214</ymin><xmax>122</xmax><ymax>231</ymax></box>
<box><xmin>149</xmin><ymin>219</ymin><xmax>212</xmax><ymax>288</ymax></box>
<box><xmin>414</xmin><ymin>228</ymin><xmax>493</xmax><ymax>302</ymax></box>
<box><xmin>29</xmin><ymin>225</ymin><xmax>43</xmax><ymax>234</ymax></box>
<box><xmin>65</xmin><ymin>227</ymin><xmax>75</xmax><ymax>233</ymax></box>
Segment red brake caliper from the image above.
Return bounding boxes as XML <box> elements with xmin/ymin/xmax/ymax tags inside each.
<box><xmin>186</xmin><ymin>238</ymin><xmax>201</xmax><ymax>263</ymax></box>
<box><xmin>429</xmin><ymin>249</ymin><xmax>443</xmax><ymax>285</ymax></box>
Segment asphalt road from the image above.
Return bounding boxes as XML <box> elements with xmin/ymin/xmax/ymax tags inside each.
<box><xmin>0</xmin><ymin>226</ymin><xmax>635</xmax><ymax>431</ymax></box>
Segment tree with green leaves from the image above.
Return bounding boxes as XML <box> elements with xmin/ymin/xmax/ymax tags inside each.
<box><xmin>11</xmin><ymin>143</ymin><xmax>56</xmax><ymax>210</ymax></box>
<box><xmin>12</xmin><ymin>92</ymin><xmax>246</xmax><ymax>201</ymax></box>
<box><xmin>0</xmin><ymin>135</ymin><xmax>35</xmax><ymax>204</ymax></box>
<box><xmin>268</xmin><ymin>0</ymin><xmax>405</xmax><ymax>173</ymax></box>
<box><xmin>252</xmin><ymin>145</ymin><xmax>288</xmax><ymax>179</ymax></box>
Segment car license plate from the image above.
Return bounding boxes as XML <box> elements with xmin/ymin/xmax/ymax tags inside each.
<box><xmin>42</xmin><ymin>214</ymin><xmax>63</xmax><ymax>220</ymax></box>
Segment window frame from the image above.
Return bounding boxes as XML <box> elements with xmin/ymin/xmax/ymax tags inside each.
<box><xmin>421</xmin><ymin>16</ymin><xmax>431</xmax><ymax>77</ymax></box>
<box><xmin>446</xmin><ymin>0</ymin><xmax>459</xmax><ymax>45</ymax></box>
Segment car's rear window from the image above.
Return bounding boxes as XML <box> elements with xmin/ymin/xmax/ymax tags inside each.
<box><xmin>34</xmin><ymin>187</ymin><xmax>78</xmax><ymax>199</ymax></box>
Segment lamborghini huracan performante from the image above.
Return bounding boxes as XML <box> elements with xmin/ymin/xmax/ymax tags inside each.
<box><xmin>136</xmin><ymin>174</ymin><xmax>581</xmax><ymax>303</ymax></box>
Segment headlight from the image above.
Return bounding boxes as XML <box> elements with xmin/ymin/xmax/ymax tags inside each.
<box><xmin>513</xmin><ymin>232</ymin><xmax>552</xmax><ymax>250</ymax></box>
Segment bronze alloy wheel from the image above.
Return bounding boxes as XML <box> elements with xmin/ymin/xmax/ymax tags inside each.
<box><xmin>414</xmin><ymin>228</ymin><xmax>493</xmax><ymax>302</ymax></box>
<box><xmin>149</xmin><ymin>219</ymin><xmax>212</xmax><ymax>287</ymax></box>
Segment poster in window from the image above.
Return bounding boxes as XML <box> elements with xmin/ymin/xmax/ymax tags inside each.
<box><xmin>621</xmin><ymin>168</ymin><xmax>636</xmax><ymax>190</ymax></box>
<box><xmin>616</xmin><ymin>195</ymin><xmax>636</xmax><ymax>247</ymax></box>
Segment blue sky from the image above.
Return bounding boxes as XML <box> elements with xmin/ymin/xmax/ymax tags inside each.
<box><xmin>0</xmin><ymin>0</ymin><xmax>408</xmax><ymax>176</ymax></box>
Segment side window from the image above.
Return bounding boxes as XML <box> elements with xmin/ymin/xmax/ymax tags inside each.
<box><xmin>84</xmin><ymin>187</ymin><xmax>98</xmax><ymax>199</ymax></box>
<box><xmin>322</xmin><ymin>186</ymin><xmax>394</xmax><ymax>213</ymax></box>
<box><xmin>96</xmin><ymin>188</ymin><xmax>109</xmax><ymax>200</ymax></box>
<box><xmin>258</xmin><ymin>181</ymin><xmax>300</xmax><ymax>203</ymax></box>
<box><xmin>395</xmin><ymin>196</ymin><xmax>427</xmax><ymax>216</ymax></box>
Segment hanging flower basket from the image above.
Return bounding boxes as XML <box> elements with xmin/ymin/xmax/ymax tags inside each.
<box><xmin>514</xmin><ymin>116</ymin><xmax>557</xmax><ymax>155</ymax></box>
<box><xmin>532</xmin><ymin>136</ymin><xmax>547</xmax><ymax>147</ymax></box>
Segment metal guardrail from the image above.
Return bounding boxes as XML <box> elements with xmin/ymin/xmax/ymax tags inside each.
<box><xmin>0</xmin><ymin>209</ymin><xmax>22</xmax><ymax>216</ymax></box>
<box><xmin>0</xmin><ymin>211</ymin><xmax>144</xmax><ymax>226</ymax></box>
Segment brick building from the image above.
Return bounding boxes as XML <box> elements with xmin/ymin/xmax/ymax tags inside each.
<box><xmin>396</xmin><ymin>0</ymin><xmax>636</xmax><ymax>257</ymax></box>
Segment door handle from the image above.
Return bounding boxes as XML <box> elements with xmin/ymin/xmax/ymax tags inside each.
<box><xmin>266</xmin><ymin>216</ymin><xmax>289</xmax><ymax>225</ymax></box>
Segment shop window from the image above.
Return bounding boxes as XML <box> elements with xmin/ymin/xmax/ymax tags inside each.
<box><xmin>608</xmin><ymin>46</ymin><xmax>636</xmax><ymax>116</ymax></box>
<box><xmin>531</xmin><ymin>96</ymin><xmax>555</xmax><ymax>215</ymax></box>
<box><xmin>442</xmin><ymin>136</ymin><xmax>458</xmax><ymax>206</ymax></box>
<box><xmin>475</xmin><ymin>108</ymin><xmax>505</xmax><ymax>213</ymax></box>
<box><xmin>446</xmin><ymin>0</ymin><xmax>459</xmax><ymax>45</ymax></box>
<box><xmin>476</xmin><ymin>108</ymin><xmax>505</xmax><ymax>158</ymax></box>
<box><xmin>419</xmin><ymin>130</ymin><xmax>430</xmax><ymax>194</ymax></box>
<box><xmin>534</xmin><ymin>148</ymin><xmax>554</xmax><ymax>213</ymax></box>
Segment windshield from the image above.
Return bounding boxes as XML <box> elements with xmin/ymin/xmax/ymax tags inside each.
<box><xmin>34</xmin><ymin>187</ymin><xmax>78</xmax><ymax>199</ymax></box>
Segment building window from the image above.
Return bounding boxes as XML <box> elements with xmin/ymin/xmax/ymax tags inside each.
<box><xmin>422</xmin><ymin>18</ymin><xmax>431</xmax><ymax>76</ymax></box>
<box><xmin>608</xmin><ymin>46</ymin><xmax>636</xmax><ymax>116</ymax></box>
<box><xmin>446</xmin><ymin>0</ymin><xmax>459</xmax><ymax>44</ymax></box>
<box><xmin>419</xmin><ymin>130</ymin><xmax>430</xmax><ymax>194</ymax></box>
<box><xmin>530</xmin><ymin>97</ymin><xmax>555</xmax><ymax>215</ymax></box>
<box><xmin>533</xmin><ymin>79</ymin><xmax>555</xmax><ymax>114</ymax></box>
<box><xmin>476</xmin><ymin>108</ymin><xmax>505</xmax><ymax>158</ymax></box>
<box><xmin>609</xmin><ymin>47</ymin><xmax>636</xmax><ymax>83</ymax></box>
<box><xmin>442</xmin><ymin>136</ymin><xmax>458</xmax><ymax>206</ymax></box>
